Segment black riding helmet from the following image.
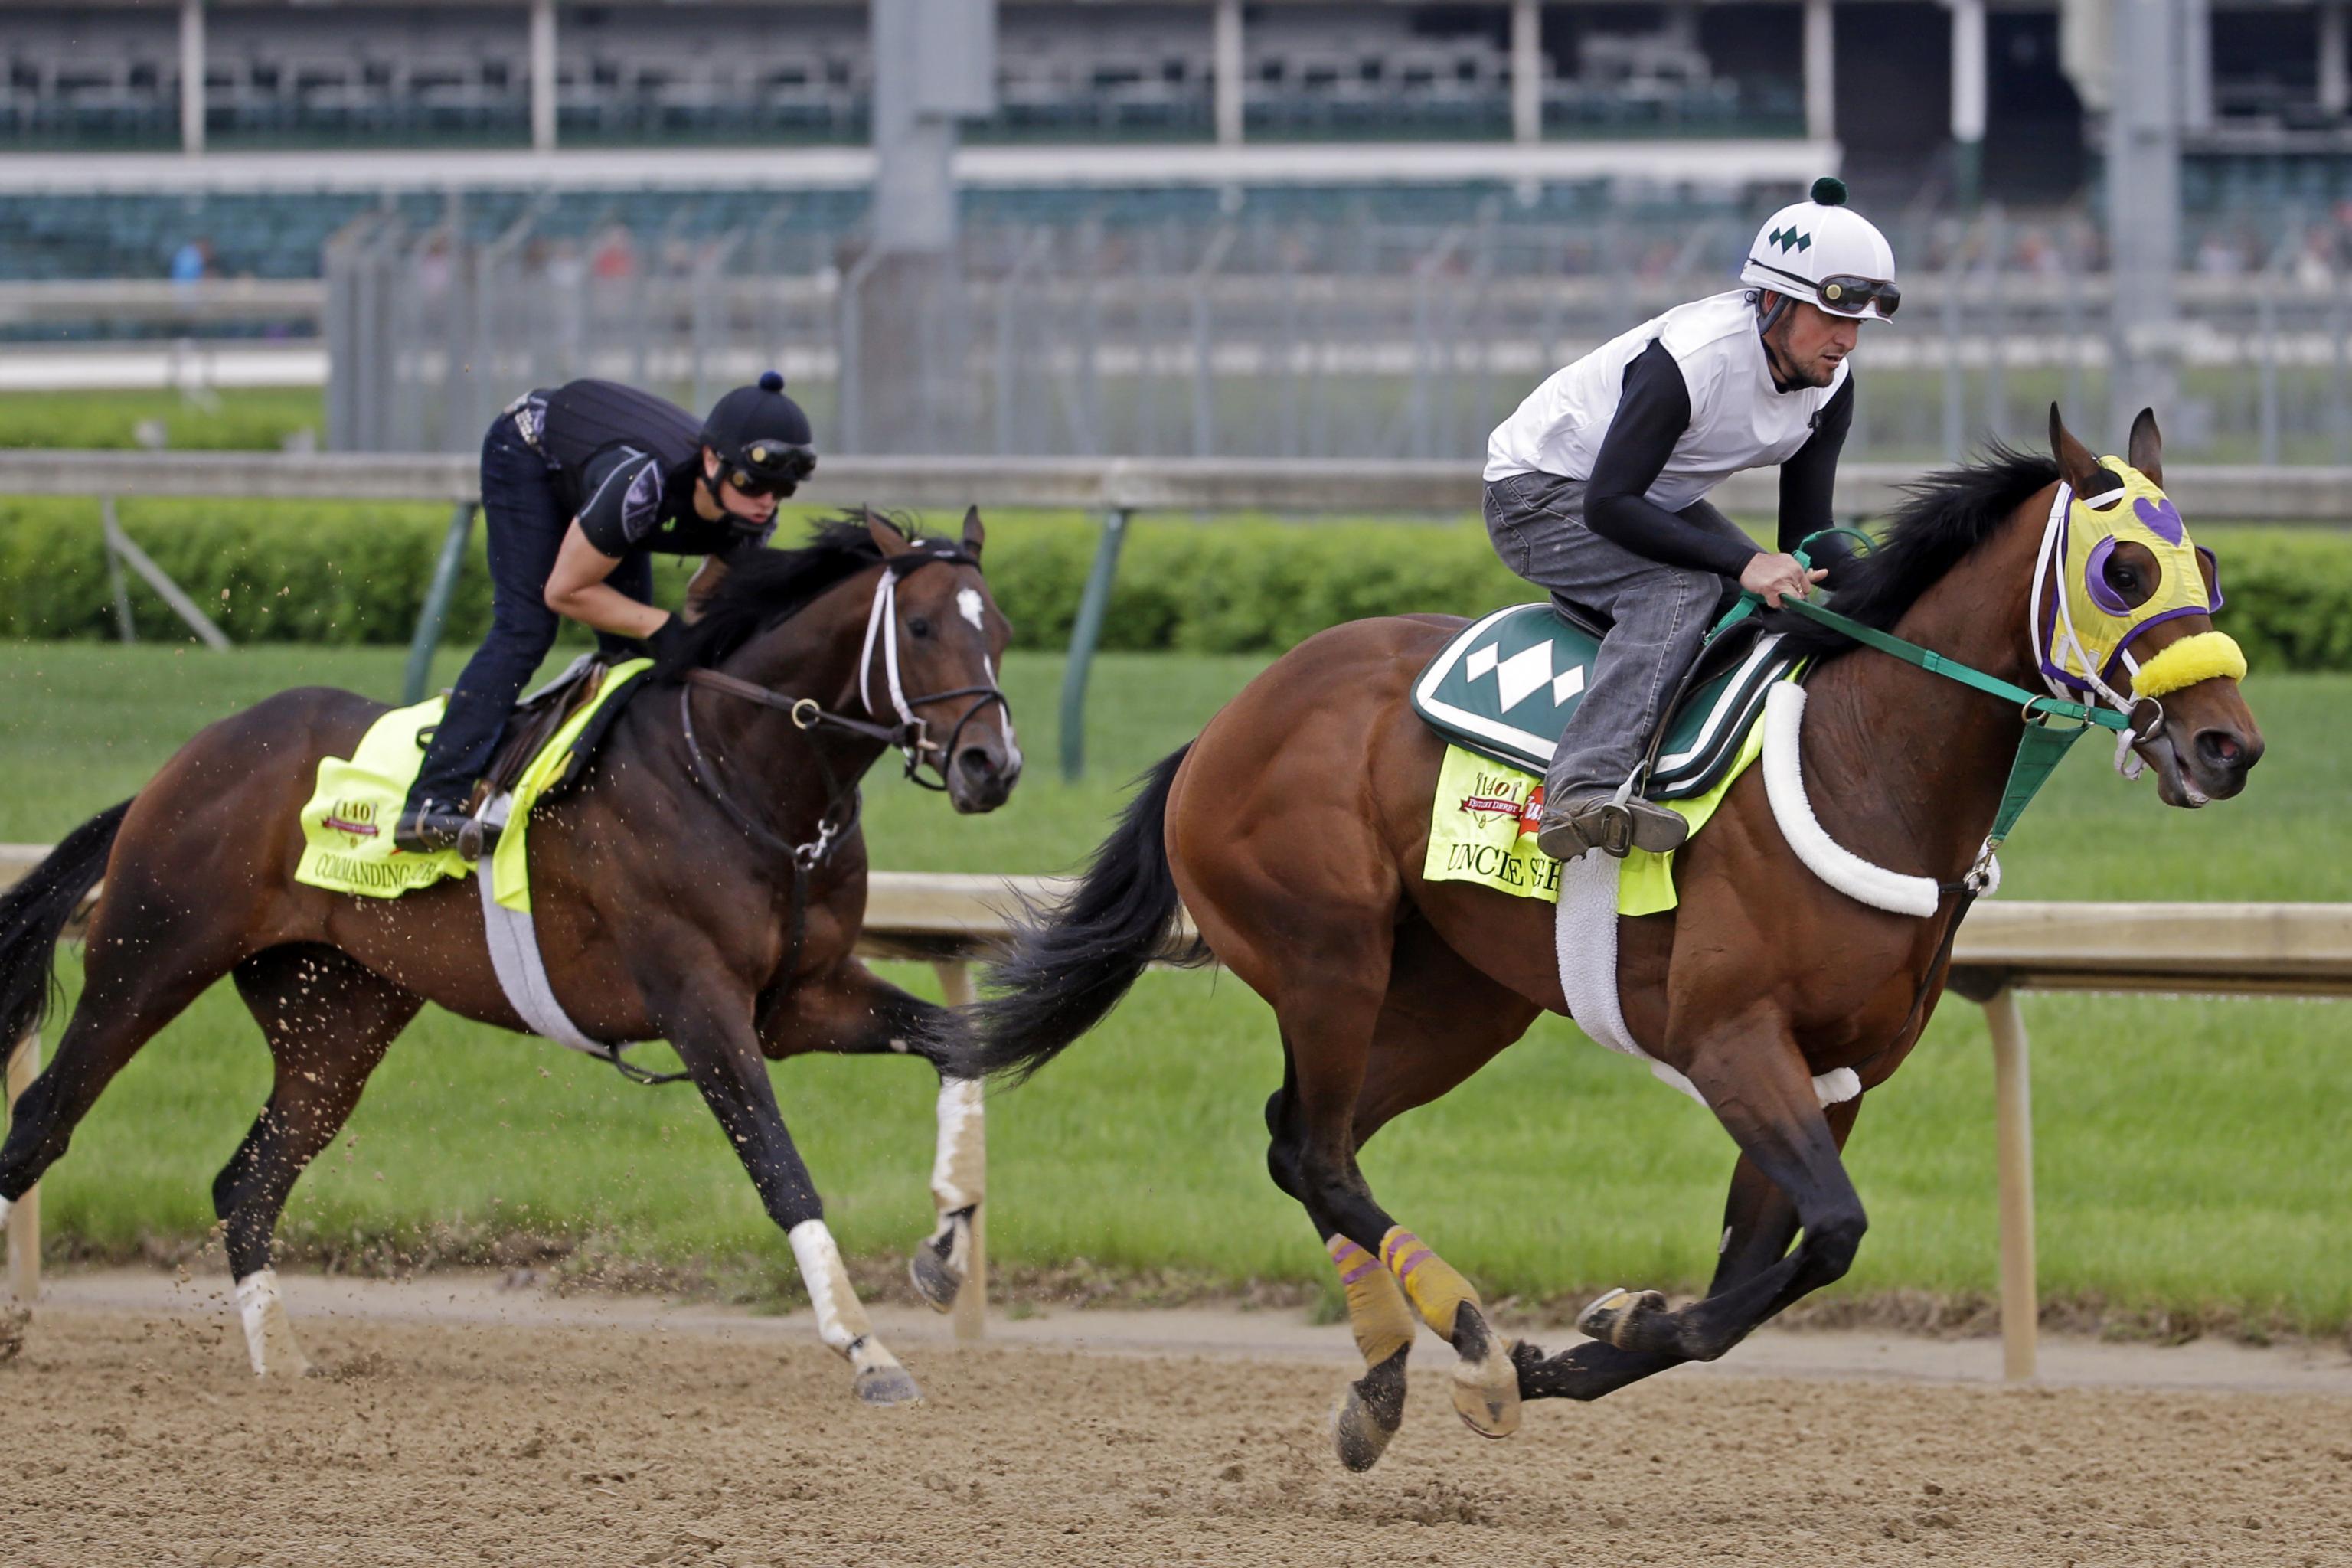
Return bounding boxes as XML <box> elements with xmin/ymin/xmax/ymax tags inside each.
<box><xmin>701</xmin><ymin>371</ymin><xmax>817</xmax><ymax>501</ymax></box>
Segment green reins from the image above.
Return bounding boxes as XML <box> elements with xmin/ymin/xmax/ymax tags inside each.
<box><xmin>1717</xmin><ymin>531</ymin><xmax>2135</xmax><ymax>858</ymax></box>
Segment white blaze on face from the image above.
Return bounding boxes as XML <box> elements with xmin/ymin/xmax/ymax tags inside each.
<box><xmin>957</xmin><ymin>586</ymin><xmax>985</xmax><ymax>632</ymax></box>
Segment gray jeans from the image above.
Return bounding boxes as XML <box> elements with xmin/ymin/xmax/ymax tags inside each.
<box><xmin>1483</xmin><ymin>472</ymin><xmax>1743</xmax><ymax>802</ymax></box>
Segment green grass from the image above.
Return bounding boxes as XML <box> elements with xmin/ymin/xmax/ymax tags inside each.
<box><xmin>0</xmin><ymin>387</ymin><xmax>325</xmax><ymax>453</ymax></box>
<box><xmin>2</xmin><ymin>642</ymin><xmax>2347</xmax><ymax>1332</ymax></box>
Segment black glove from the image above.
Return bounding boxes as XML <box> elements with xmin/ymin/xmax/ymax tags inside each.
<box><xmin>643</xmin><ymin>616</ymin><xmax>693</xmax><ymax>665</ymax></box>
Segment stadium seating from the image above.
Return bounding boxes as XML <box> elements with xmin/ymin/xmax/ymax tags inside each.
<box><xmin>1</xmin><ymin>2</ymin><xmax>1800</xmax><ymax>151</ymax></box>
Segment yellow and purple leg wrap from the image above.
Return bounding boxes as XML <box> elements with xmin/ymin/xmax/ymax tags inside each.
<box><xmin>1378</xmin><ymin>1225</ymin><xmax>1481</xmax><ymax>1343</ymax></box>
<box><xmin>1326</xmin><ymin>1234</ymin><xmax>1416</xmax><ymax>1367</ymax></box>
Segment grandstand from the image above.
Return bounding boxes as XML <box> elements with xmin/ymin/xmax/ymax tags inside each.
<box><xmin>3</xmin><ymin>3</ymin><xmax>1815</xmax><ymax>151</ymax></box>
<box><xmin>5</xmin><ymin>0</ymin><xmax>2350</xmax><ymax>386</ymax></box>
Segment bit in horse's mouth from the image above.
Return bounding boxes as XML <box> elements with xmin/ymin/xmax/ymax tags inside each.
<box><xmin>2141</xmin><ymin>733</ymin><xmax>2210</xmax><ymax>808</ymax></box>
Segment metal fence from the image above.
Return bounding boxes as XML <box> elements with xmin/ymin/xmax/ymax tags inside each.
<box><xmin>325</xmin><ymin>202</ymin><xmax>2352</xmax><ymax>466</ymax></box>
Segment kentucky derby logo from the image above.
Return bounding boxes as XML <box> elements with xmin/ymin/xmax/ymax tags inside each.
<box><xmin>1458</xmin><ymin>770</ymin><xmax>1534</xmax><ymax>829</ymax></box>
<box><xmin>322</xmin><ymin>799</ymin><xmax>380</xmax><ymax>846</ymax></box>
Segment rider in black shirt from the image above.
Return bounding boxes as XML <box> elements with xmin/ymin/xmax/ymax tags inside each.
<box><xmin>394</xmin><ymin>372</ymin><xmax>815</xmax><ymax>854</ymax></box>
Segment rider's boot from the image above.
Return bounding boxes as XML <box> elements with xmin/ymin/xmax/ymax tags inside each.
<box><xmin>394</xmin><ymin>688</ymin><xmax>504</xmax><ymax>858</ymax></box>
<box><xmin>392</xmin><ymin>798</ymin><xmax>488</xmax><ymax>858</ymax></box>
<box><xmin>1540</xmin><ymin>791</ymin><xmax>1688</xmax><ymax>860</ymax></box>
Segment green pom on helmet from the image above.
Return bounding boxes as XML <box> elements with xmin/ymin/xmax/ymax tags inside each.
<box><xmin>1811</xmin><ymin>175</ymin><xmax>1849</xmax><ymax>207</ymax></box>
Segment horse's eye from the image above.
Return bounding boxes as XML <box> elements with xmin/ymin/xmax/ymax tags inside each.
<box><xmin>908</xmin><ymin>616</ymin><xmax>932</xmax><ymax>639</ymax></box>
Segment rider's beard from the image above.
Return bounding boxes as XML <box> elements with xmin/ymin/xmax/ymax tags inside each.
<box><xmin>1764</xmin><ymin>315</ymin><xmax>1835</xmax><ymax>391</ymax></box>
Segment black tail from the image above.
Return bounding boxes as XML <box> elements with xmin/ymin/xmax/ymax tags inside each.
<box><xmin>0</xmin><ymin>801</ymin><xmax>130</xmax><ymax>1049</ymax></box>
<box><xmin>956</xmin><ymin>746</ymin><xmax>1203</xmax><ymax>1083</ymax></box>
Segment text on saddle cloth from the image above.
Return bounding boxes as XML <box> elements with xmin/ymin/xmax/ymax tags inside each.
<box><xmin>1422</xmin><ymin>666</ymin><xmax>1784</xmax><ymax>921</ymax></box>
<box><xmin>294</xmin><ymin>658</ymin><xmax>654</xmax><ymax>913</ymax></box>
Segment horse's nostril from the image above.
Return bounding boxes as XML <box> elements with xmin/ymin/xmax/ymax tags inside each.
<box><xmin>956</xmin><ymin>746</ymin><xmax>997</xmax><ymax>779</ymax></box>
<box><xmin>2196</xmin><ymin>730</ymin><xmax>2248</xmax><ymax>773</ymax></box>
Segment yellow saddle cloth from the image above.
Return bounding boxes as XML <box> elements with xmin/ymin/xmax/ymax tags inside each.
<box><xmin>294</xmin><ymin>659</ymin><xmax>652</xmax><ymax>914</ymax></box>
<box><xmin>1420</xmin><ymin>688</ymin><xmax>1771</xmax><ymax>918</ymax></box>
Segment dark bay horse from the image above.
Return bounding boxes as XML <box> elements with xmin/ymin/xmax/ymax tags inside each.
<box><xmin>959</xmin><ymin>410</ymin><xmax>2262</xmax><ymax>1468</ymax></box>
<box><xmin>0</xmin><ymin>512</ymin><xmax>1018</xmax><ymax>1404</ymax></box>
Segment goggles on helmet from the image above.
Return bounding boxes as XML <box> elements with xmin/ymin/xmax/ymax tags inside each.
<box><xmin>716</xmin><ymin>439</ymin><xmax>816</xmax><ymax>500</ymax></box>
<box><xmin>1816</xmin><ymin>274</ymin><xmax>1900</xmax><ymax>319</ymax></box>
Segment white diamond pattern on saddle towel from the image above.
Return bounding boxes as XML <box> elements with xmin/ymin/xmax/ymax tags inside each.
<box><xmin>1464</xmin><ymin>639</ymin><xmax>1587</xmax><ymax>712</ymax></box>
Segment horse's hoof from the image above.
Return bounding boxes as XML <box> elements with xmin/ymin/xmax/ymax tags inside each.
<box><xmin>1579</xmin><ymin>1286</ymin><xmax>1670</xmax><ymax>1351</ymax></box>
<box><xmin>907</xmin><ymin>1241</ymin><xmax>962</xmax><ymax>1314</ymax></box>
<box><xmin>853</xmin><ymin>1364</ymin><xmax>924</xmax><ymax>1406</ymax></box>
<box><xmin>1330</xmin><ymin>1384</ymin><xmax>1400</xmax><ymax>1472</ymax></box>
<box><xmin>1329</xmin><ymin>1348</ymin><xmax>1408</xmax><ymax>1472</ymax></box>
<box><xmin>1450</xmin><ymin>1339</ymin><xmax>1521</xmax><ymax>1439</ymax></box>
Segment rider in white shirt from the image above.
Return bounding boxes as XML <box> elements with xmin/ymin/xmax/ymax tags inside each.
<box><xmin>1483</xmin><ymin>177</ymin><xmax>1900</xmax><ymax>861</ymax></box>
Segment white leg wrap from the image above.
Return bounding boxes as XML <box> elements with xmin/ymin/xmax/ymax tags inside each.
<box><xmin>787</xmin><ymin>1219</ymin><xmax>887</xmax><ymax>1366</ymax></box>
<box><xmin>928</xmin><ymin>1077</ymin><xmax>985</xmax><ymax>1216</ymax></box>
<box><xmin>234</xmin><ymin>1269</ymin><xmax>311</xmax><ymax>1378</ymax></box>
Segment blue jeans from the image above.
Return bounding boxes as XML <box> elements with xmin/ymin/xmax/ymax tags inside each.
<box><xmin>406</xmin><ymin>413</ymin><xmax>654</xmax><ymax>809</ymax></box>
<box><xmin>1483</xmin><ymin>472</ymin><xmax>1740</xmax><ymax>803</ymax></box>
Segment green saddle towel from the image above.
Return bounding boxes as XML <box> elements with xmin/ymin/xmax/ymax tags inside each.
<box><xmin>1410</xmin><ymin>603</ymin><xmax>1798</xmax><ymax>799</ymax></box>
<box><xmin>295</xmin><ymin>658</ymin><xmax>653</xmax><ymax>913</ymax></box>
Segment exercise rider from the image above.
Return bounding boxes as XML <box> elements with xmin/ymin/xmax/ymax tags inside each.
<box><xmin>394</xmin><ymin>371</ymin><xmax>816</xmax><ymax>854</ymax></box>
<box><xmin>1483</xmin><ymin>176</ymin><xmax>1897</xmax><ymax>862</ymax></box>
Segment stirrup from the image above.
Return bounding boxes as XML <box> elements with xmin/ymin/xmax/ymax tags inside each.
<box><xmin>1580</xmin><ymin>802</ymin><xmax>1636</xmax><ymax>858</ymax></box>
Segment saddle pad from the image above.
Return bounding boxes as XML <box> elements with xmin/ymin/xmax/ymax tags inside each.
<box><xmin>1411</xmin><ymin>603</ymin><xmax>1797</xmax><ymax>800</ymax></box>
<box><xmin>296</xmin><ymin>658</ymin><xmax>653</xmax><ymax>911</ymax></box>
<box><xmin>1422</xmin><ymin>665</ymin><xmax>1779</xmax><ymax>919</ymax></box>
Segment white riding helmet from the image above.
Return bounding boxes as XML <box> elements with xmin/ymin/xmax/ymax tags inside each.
<box><xmin>1739</xmin><ymin>176</ymin><xmax>1900</xmax><ymax>323</ymax></box>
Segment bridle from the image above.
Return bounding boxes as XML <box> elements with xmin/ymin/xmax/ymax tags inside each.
<box><xmin>634</xmin><ymin>547</ymin><xmax>1010</xmax><ymax>1084</ymax></box>
<box><xmin>854</xmin><ymin>550</ymin><xmax>1015</xmax><ymax>792</ymax></box>
<box><xmin>676</xmin><ymin>545</ymin><xmax>1011</xmax><ymax>861</ymax></box>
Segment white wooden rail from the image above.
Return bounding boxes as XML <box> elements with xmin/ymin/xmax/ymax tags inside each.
<box><xmin>5</xmin><ymin>845</ymin><xmax>2348</xmax><ymax>1377</ymax></box>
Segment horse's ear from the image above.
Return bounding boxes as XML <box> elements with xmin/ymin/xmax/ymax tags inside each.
<box><xmin>862</xmin><ymin>507</ymin><xmax>913</xmax><ymax>557</ymax></box>
<box><xmin>2127</xmin><ymin>407</ymin><xmax>2164</xmax><ymax>488</ymax></box>
<box><xmin>2049</xmin><ymin>403</ymin><xmax>2101</xmax><ymax>492</ymax></box>
<box><xmin>961</xmin><ymin>505</ymin><xmax>985</xmax><ymax>559</ymax></box>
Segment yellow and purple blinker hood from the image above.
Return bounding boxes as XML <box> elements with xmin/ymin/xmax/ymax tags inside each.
<box><xmin>2033</xmin><ymin>458</ymin><xmax>2246</xmax><ymax>706</ymax></box>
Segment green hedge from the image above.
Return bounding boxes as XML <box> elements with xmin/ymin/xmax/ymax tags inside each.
<box><xmin>5</xmin><ymin>499</ymin><xmax>2350</xmax><ymax>669</ymax></box>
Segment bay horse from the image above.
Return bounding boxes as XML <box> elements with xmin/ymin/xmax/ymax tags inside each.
<box><xmin>0</xmin><ymin>511</ymin><xmax>1018</xmax><ymax>1405</ymax></box>
<box><xmin>958</xmin><ymin>410</ymin><xmax>2262</xmax><ymax>1468</ymax></box>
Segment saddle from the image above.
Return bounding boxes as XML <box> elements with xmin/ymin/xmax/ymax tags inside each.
<box><xmin>461</xmin><ymin>654</ymin><xmax>649</xmax><ymax>812</ymax></box>
<box><xmin>1410</xmin><ymin>603</ymin><xmax>1798</xmax><ymax>802</ymax></box>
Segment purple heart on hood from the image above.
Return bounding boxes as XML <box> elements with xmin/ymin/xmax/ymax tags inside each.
<box><xmin>2135</xmin><ymin>495</ymin><xmax>2184</xmax><ymax>544</ymax></box>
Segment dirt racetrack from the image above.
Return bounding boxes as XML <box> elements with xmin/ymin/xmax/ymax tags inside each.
<box><xmin>1</xmin><ymin>1272</ymin><xmax>2347</xmax><ymax>1567</ymax></box>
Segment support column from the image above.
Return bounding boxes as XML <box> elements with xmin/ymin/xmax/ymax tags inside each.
<box><xmin>851</xmin><ymin>0</ymin><xmax>994</xmax><ymax>452</ymax></box>
<box><xmin>1950</xmin><ymin>0</ymin><xmax>1987</xmax><ymax>208</ymax></box>
<box><xmin>1984</xmin><ymin>988</ymin><xmax>2037</xmax><ymax>1382</ymax></box>
<box><xmin>1213</xmin><ymin>0</ymin><xmax>1244</xmax><ymax>146</ymax></box>
<box><xmin>2180</xmin><ymin>0</ymin><xmax>2213</xmax><ymax>132</ymax></box>
<box><xmin>529</xmin><ymin>0</ymin><xmax>558</xmax><ymax>152</ymax></box>
<box><xmin>1511</xmin><ymin>0</ymin><xmax>1543</xmax><ymax>145</ymax></box>
<box><xmin>2109</xmin><ymin>0</ymin><xmax>2181</xmax><ymax>438</ymax></box>
<box><xmin>2323</xmin><ymin>1</ymin><xmax>2348</xmax><ymax>118</ymax></box>
<box><xmin>1803</xmin><ymin>0</ymin><xmax>1835</xmax><ymax>145</ymax></box>
<box><xmin>179</xmin><ymin>0</ymin><xmax>205</xmax><ymax>155</ymax></box>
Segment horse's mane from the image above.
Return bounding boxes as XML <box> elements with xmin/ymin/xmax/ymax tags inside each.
<box><xmin>1767</xmin><ymin>442</ymin><xmax>2060</xmax><ymax>661</ymax></box>
<box><xmin>657</xmin><ymin>515</ymin><xmax>895</xmax><ymax>675</ymax></box>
